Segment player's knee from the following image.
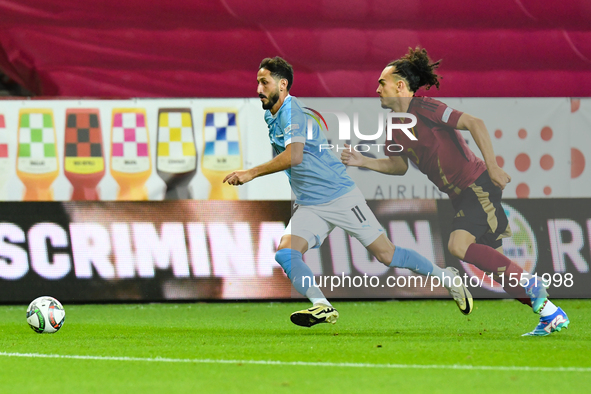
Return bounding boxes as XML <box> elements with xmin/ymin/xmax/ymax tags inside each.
<box><xmin>375</xmin><ymin>250</ymin><xmax>394</xmax><ymax>266</ymax></box>
<box><xmin>277</xmin><ymin>235</ymin><xmax>291</xmax><ymax>251</ymax></box>
<box><xmin>366</xmin><ymin>235</ymin><xmax>395</xmax><ymax>266</ymax></box>
<box><xmin>279</xmin><ymin>234</ymin><xmax>309</xmax><ymax>254</ymax></box>
<box><xmin>448</xmin><ymin>239</ymin><xmax>468</xmax><ymax>260</ymax></box>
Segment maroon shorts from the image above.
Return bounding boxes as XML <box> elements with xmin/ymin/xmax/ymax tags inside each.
<box><xmin>451</xmin><ymin>171</ymin><xmax>512</xmax><ymax>249</ymax></box>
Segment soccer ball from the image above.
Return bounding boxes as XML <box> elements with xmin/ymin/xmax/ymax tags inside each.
<box><xmin>26</xmin><ymin>296</ymin><xmax>66</xmax><ymax>334</ymax></box>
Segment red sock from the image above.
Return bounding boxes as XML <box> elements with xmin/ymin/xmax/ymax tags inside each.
<box><xmin>464</xmin><ymin>243</ymin><xmax>531</xmax><ymax>306</ymax></box>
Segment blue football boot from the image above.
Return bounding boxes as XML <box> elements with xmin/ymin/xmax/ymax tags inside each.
<box><xmin>522</xmin><ymin>307</ymin><xmax>570</xmax><ymax>336</ymax></box>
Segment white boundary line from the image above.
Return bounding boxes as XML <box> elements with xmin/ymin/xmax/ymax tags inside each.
<box><xmin>1</xmin><ymin>352</ymin><xmax>590</xmax><ymax>372</ymax></box>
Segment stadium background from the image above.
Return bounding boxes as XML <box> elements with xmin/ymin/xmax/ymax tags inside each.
<box><xmin>0</xmin><ymin>1</ymin><xmax>590</xmax><ymax>303</ymax></box>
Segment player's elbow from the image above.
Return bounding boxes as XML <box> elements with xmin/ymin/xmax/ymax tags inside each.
<box><xmin>394</xmin><ymin>163</ymin><xmax>409</xmax><ymax>175</ymax></box>
<box><xmin>472</xmin><ymin>117</ymin><xmax>485</xmax><ymax>130</ymax></box>
<box><xmin>388</xmin><ymin>159</ymin><xmax>408</xmax><ymax>175</ymax></box>
<box><xmin>290</xmin><ymin>151</ymin><xmax>303</xmax><ymax>166</ymax></box>
<box><xmin>464</xmin><ymin>115</ymin><xmax>485</xmax><ymax>131</ymax></box>
<box><xmin>286</xmin><ymin>143</ymin><xmax>304</xmax><ymax>167</ymax></box>
<box><xmin>398</xmin><ymin>167</ymin><xmax>408</xmax><ymax>175</ymax></box>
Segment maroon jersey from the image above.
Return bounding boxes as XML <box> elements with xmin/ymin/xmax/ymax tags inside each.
<box><xmin>385</xmin><ymin>97</ymin><xmax>487</xmax><ymax>199</ymax></box>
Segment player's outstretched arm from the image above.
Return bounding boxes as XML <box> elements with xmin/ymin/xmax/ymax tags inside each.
<box><xmin>223</xmin><ymin>142</ymin><xmax>303</xmax><ymax>186</ymax></box>
<box><xmin>341</xmin><ymin>143</ymin><xmax>408</xmax><ymax>175</ymax></box>
<box><xmin>456</xmin><ymin>113</ymin><xmax>511</xmax><ymax>190</ymax></box>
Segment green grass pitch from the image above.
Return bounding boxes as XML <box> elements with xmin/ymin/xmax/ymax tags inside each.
<box><xmin>1</xmin><ymin>300</ymin><xmax>589</xmax><ymax>393</ymax></box>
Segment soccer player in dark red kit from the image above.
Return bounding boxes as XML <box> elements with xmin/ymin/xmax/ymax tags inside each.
<box><xmin>341</xmin><ymin>47</ymin><xmax>569</xmax><ymax>336</ymax></box>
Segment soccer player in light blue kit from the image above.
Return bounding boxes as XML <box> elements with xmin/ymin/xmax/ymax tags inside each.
<box><xmin>223</xmin><ymin>57</ymin><xmax>472</xmax><ymax>327</ymax></box>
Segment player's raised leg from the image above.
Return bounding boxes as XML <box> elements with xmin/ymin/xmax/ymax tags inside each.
<box><xmin>449</xmin><ymin>229</ymin><xmax>569</xmax><ymax>335</ymax></box>
<box><xmin>329</xmin><ymin>190</ymin><xmax>473</xmax><ymax>315</ymax></box>
<box><xmin>366</xmin><ymin>234</ymin><xmax>473</xmax><ymax>315</ymax></box>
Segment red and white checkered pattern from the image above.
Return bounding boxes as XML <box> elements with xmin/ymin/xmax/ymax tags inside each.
<box><xmin>112</xmin><ymin>112</ymin><xmax>149</xmax><ymax>158</ymax></box>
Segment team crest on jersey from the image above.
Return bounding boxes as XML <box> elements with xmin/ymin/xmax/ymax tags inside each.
<box><xmin>284</xmin><ymin>123</ymin><xmax>300</xmax><ymax>134</ymax></box>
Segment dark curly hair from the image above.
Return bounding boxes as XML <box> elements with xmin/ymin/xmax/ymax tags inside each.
<box><xmin>388</xmin><ymin>47</ymin><xmax>441</xmax><ymax>93</ymax></box>
<box><xmin>259</xmin><ymin>57</ymin><xmax>294</xmax><ymax>91</ymax></box>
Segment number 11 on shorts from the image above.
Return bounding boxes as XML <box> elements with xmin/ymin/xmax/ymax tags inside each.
<box><xmin>351</xmin><ymin>205</ymin><xmax>366</xmax><ymax>223</ymax></box>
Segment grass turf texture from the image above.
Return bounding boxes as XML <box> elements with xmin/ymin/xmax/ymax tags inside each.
<box><xmin>0</xmin><ymin>300</ymin><xmax>589</xmax><ymax>393</ymax></box>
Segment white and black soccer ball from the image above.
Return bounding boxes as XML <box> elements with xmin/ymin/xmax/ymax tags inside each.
<box><xmin>26</xmin><ymin>296</ymin><xmax>66</xmax><ymax>334</ymax></box>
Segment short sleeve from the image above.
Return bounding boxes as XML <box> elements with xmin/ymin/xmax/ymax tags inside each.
<box><xmin>415</xmin><ymin>97</ymin><xmax>463</xmax><ymax>129</ymax></box>
<box><xmin>281</xmin><ymin>107</ymin><xmax>307</xmax><ymax>146</ymax></box>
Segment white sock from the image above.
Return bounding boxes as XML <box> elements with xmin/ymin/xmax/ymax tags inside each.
<box><xmin>431</xmin><ymin>265</ymin><xmax>455</xmax><ymax>288</ymax></box>
<box><xmin>539</xmin><ymin>300</ymin><xmax>558</xmax><ymax>317</ymax></box>
<box><xmin>307</xmin><ymin>285</ymin><xmax>331</xmax><ymax>307</ymax></box>
<box><xmin>302</xmin><ymin>280</ymin><xmax>330</xmax><ymax>307</ymax></box>
<box><xmin>310</xmin><ymin>297</ymin><xmax>331</xmax><ymax>307</ymax></box>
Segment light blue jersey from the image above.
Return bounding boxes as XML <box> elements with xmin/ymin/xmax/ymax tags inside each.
<box><xmin>265</xmin><ymin>95</ymin><xmax>355</xmax><ymax>205</ymax></box>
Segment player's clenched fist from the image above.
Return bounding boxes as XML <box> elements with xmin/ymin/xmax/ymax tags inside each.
<box><xmin>487</xmin><ymin>165</ymin><xmax>511</xmax><ymax>190</ymax></box>
<box><xmin>340</xmin><ymin>143</ymin><xmax>365</xmax><ymax>167</ymax></box>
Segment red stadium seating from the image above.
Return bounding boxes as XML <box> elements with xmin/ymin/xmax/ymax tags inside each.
<box><xmin>0</xmin><ymin>0</ymin><xmax>590</xmax><ymax>97</ymax></box>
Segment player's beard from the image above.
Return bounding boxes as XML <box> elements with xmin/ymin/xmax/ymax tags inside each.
<box><xmin>261</xmin><ymin>88</ymin><xmax>280</xmax><ymax>110</ymax></box>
